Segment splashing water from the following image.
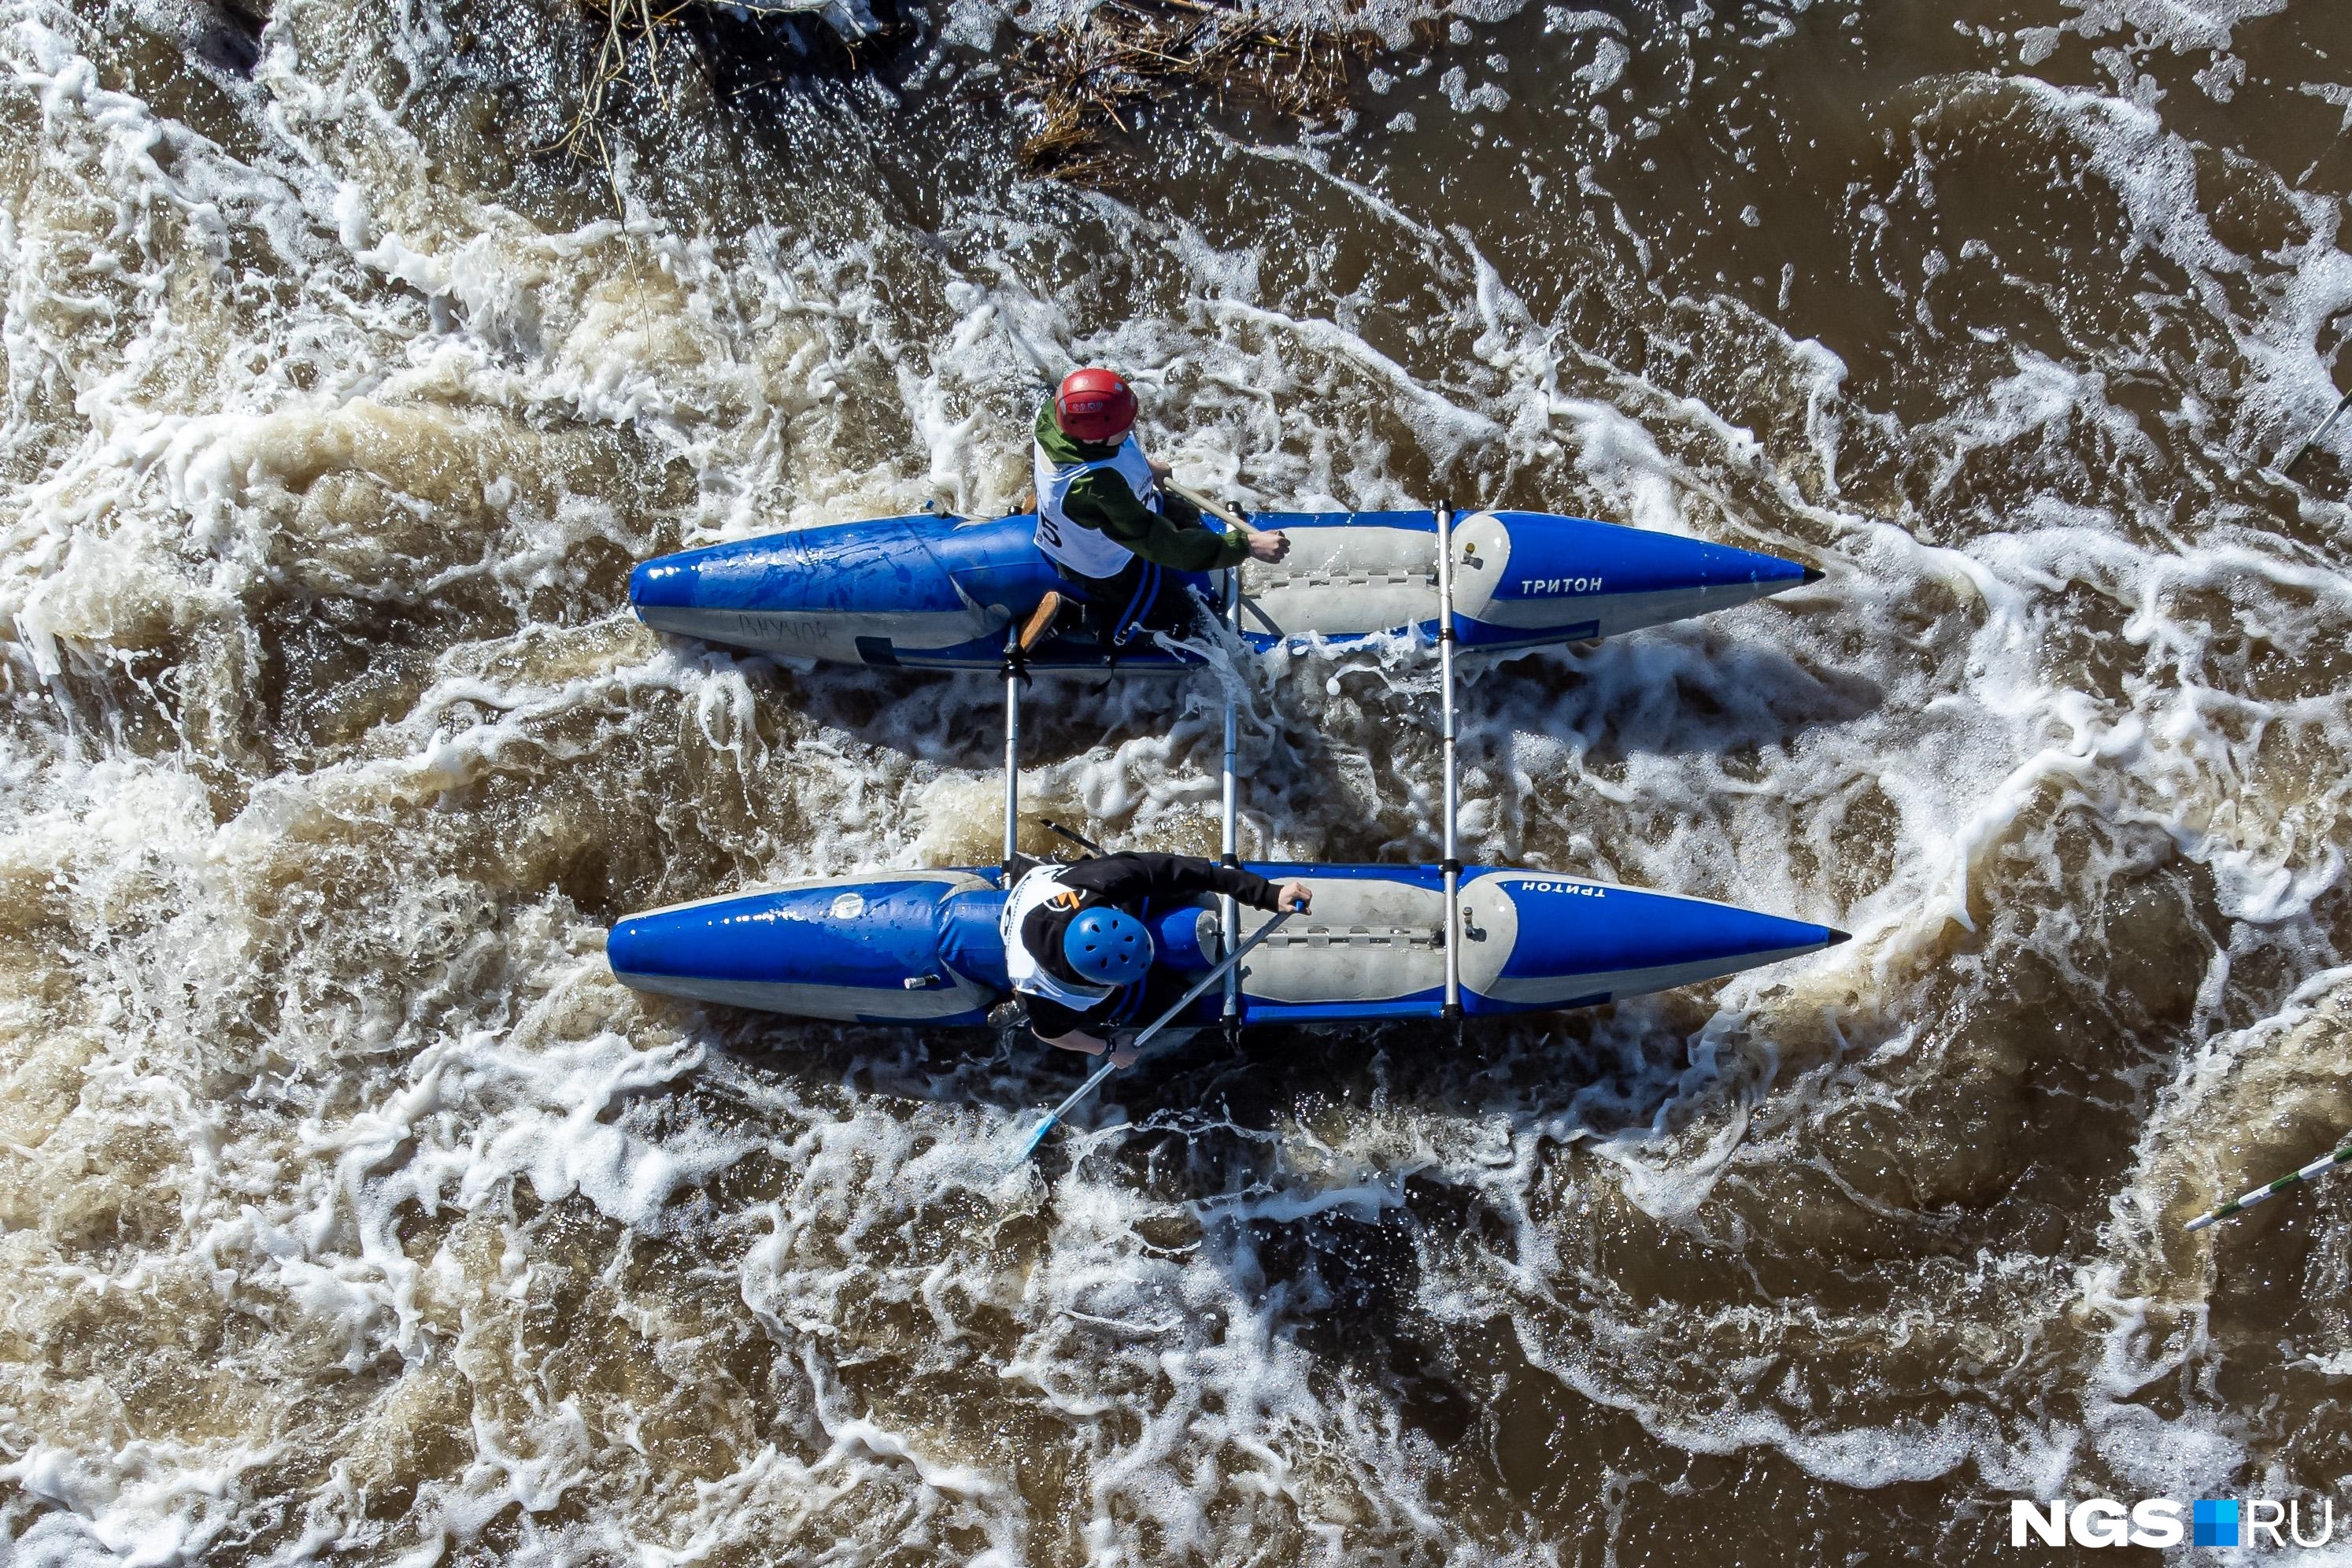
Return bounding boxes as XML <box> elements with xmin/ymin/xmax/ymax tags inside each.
<box><xmin>5</xmin><ymin>0</ymin><xmax>2352</xmax><ymax>1559</ymax></box>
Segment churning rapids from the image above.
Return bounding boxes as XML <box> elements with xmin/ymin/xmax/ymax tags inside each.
<box><xmin>5</xmin><ymin>0</ymin><xmax>2352</xmax><ymax>1560</ymax></box>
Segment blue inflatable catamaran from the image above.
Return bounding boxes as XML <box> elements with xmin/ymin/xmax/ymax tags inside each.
<box><xmin>613</xmin><ymin>503</ymin><xmax>1840</xmax><ymax>1033</ymax></box>
<box><xmin>630</xmin><ymin>506</ymin><xmax>1820</xmax><ymax>669</ymax></box>
<box><xmin>608</xmin><ymin>863</ymin><xmax>1846</xmax><ymax>1026</ymax></box>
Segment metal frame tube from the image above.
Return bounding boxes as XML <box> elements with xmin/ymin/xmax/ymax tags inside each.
<box><xmin>1437</xmin><ymin>503</ymin><xmax>1462</xmax><ymax>1019</ymax></box>
<box><xmin>1003</xmin><ymin>635</ymin><xmax>1021</xmax><ymax>882</ymax></box>
<box><xmin>1221</xmin><ymin>564</ymin><xmax>1241</xmax><ymax>1022</ymax></box>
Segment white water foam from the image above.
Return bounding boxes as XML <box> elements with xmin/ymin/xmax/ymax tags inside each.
<box><xmin>6</xmin><ymin>0</ymin><xmax>2352</xmax><ymax>1558</ymax></box>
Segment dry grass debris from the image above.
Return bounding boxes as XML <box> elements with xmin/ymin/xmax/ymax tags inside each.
<box><xmin>546</xmin><ymin>0</ymin><xmax>1385</xmax><ymax>198</ymax></box>
<box><xmin>557</xmin><ymin>0</ymin><xmax>700</xmax><ymax>179</ymax></box>
<box><xmin>1010</xmin><ymin>0</ymin><xmax>1380</xmax><ymax>184</ymax></box>
<box><xmin>554</xmin><ymin>0</ymin><xmax>903</xmax><ymax>197</ymax></box>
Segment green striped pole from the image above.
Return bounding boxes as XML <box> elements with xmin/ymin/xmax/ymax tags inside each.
<box><xmin>2280</xmin><ymin>387</ymin><xmax>2352</xmax><ymax>473</ymax></box>
<box><xmin>2185</xmin><ymin>1142</ymin><xmax>2352</xmax><ymax>1232</ymax></box>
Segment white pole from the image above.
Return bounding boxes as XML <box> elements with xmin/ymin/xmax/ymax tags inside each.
<box><xmin>1003</xmin><ymin>638</ymin><xmax>1021</xmax><ymax>880</ymax></box>
<box><xmin>1437</xmin><ymin>503</ymin><xmax>1461</xmax><ymax>1020</ymax></box>
<box><xmin>1222</xmin><ymin>564</ymin><xmax>1241</xmax><ymax>1023</ymax></box>
<box><xmin>1232</xmin><ymin>564</ymin><xmax>1251</xmax><ymax>1020</ymax></box>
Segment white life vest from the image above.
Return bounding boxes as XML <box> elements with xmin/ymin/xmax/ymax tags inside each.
<box><xmin>1032</xmin><ymin>423</ymin><xmax>1161</xmax><ymax>580</ymax></box>
<box><xmin>999</xmin><ymin>865</ymin><xmax>1117</xmax><ymax>1013</ymax></box>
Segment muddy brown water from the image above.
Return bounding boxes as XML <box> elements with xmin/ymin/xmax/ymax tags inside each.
<box><xmin>4</xmin><ymin>0</ymin><xmax>2351</xmax><ymax>1561</ymax></box>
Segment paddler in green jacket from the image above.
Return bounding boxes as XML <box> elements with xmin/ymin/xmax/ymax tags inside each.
<box><xmin>1026</xmin><ymin>368</ymin><xmax>1289</xmax><ymax>647</ymax></box>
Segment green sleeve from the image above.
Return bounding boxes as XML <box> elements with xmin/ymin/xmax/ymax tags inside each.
<box><xmin>1063</xmin><ymin>471</ymin><xmax>1251</xmax><ymax>572</ymax></box>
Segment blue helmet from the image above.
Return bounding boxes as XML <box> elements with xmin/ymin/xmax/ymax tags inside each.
<box><xmin>1063</xmin><ymin>907</ymin><xmax>1152</xmax><ymax>986</ymax></box>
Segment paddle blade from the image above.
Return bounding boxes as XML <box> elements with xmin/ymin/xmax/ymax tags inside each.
<box><xmin>1008</xmin><ymin>1113</ymin><xmax>1059</xmax><ymax>1167</ymax></box>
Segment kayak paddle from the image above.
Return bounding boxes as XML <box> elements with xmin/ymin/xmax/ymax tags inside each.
<box><xmin>1164</xmin><ymin>481</ymin><xmax>1251</xmax><ymax>531</ymax></box>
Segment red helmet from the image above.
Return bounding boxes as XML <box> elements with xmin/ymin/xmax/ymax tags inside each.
<box><xmin>1054</xmin><ymin>368</ymin><xmax>1137</xmax><ymax>444</ymax></box>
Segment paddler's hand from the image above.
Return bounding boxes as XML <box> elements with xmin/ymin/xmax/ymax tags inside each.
<box><xmin>1107</xmin><ymin>1034</ymin><xmax>1141</xmax><ymax>1070</ymax></box>
<box><xmin>1245</xmin><ymin>529</ymin><xmax>1290</xmax><ymax>564</ymax></box>
<box><xmin>1276</xmin><ymin>881</ymin><xmax>1312</xmax><ymax>914</ymax></box>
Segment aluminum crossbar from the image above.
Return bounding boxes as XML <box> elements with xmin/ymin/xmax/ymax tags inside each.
<box><xmin>1437</xmin><ymin>503</ymin><xmax>1462</xmax><ymax>1019</ymax></box>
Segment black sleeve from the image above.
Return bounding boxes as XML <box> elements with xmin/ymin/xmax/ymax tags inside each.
<box><xmin>1024</xmin><ymin>994</ymin><xmax>1085</xmax><ymax>1039</ymax></box>
<box><xmin>1025</xmin><ymin>993</ymin><xmax>1118</xmax><ymax>1039</ymax></box>
<box><xmin>1059</xmin><ymin>852</ymin><xmax>1283</xmax><ymax>912</ymax></box>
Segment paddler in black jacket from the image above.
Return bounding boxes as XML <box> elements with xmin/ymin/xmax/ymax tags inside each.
<box><xmin>999</xmin><ymin>851</ymin><xmax>1311</xmax><ymax>1065</ymax></box>
<box><xmin>1029</xmin><ymin>368</ymin><xmax>1291</xmax><ymax>645</ymax></box>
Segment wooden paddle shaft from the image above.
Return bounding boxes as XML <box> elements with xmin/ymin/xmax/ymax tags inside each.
<box><xmin>1164</xmin><ymin>481</ymin><xmax>1249</xmax><ymax>531</ymax></box>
